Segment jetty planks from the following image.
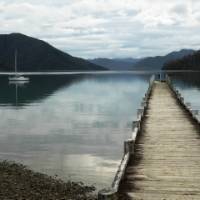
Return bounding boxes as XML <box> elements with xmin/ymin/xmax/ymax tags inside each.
<box><xmin>119</xmin><ymin>81</ymin><xmax>200</xmax><ymax>200</ymax></box>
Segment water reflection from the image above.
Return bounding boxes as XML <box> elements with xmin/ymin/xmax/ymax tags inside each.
<box><xmin>169</xmin><ymin>72</ymin><xmax>200</xmax><ymax>112</ymax></box>
<box><xmin>0</xmin><ymin>73</ymin><xmax>150</xmax><ymax>188</ymax></box>
<box><xmin>0</xmin><ymin>75</ymin><xmax>82</xmax><ymax>106</ymax></box>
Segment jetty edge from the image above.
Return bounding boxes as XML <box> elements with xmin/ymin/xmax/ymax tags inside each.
<box><xmin>98</xmin><ymin>74</ymin><xmax>156</xmax><ymax>200</ymax></box>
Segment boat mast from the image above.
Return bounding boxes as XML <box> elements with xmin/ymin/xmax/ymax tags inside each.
<box><xmin>14</xmin><ymin>49</ymin><xmax>17</xmax><ymax>74</ymax></box>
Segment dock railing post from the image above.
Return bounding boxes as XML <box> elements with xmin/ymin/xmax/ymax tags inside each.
<box><xmin>137</xmin><ymin>108</ymin><xmax>144</xmax><ymax>118</ymax></box>
<box><xmin>124</xmin><ymin>139</ymin><xmax>135</xmax><ymax>155</ymax></box>
<box><xmin>98</xmin><ymin>188</ymin><xmax>117</xmax><ymax>200</ymax></box>
<box><xmin>132</xmin><ymin>120</ymin><xmax>139</xmax><ymax>131</ymax></box>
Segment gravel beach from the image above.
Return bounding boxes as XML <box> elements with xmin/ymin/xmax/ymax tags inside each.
<box><xmin>0</xmin><ymin>160</ymin><xmax>97</xmax><ymax>200</ymax></box>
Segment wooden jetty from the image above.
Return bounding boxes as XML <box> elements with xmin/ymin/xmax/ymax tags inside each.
<box><xmin>98</xmin><ymin>76</ymin><xmax>200</xmax><ymax>200</ymax></box>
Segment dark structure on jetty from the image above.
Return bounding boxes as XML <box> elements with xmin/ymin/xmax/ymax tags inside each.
<box><xmin>98</xmin><ymin>74</ymin><xmax>200</xmax><ymax>200</ymax></box>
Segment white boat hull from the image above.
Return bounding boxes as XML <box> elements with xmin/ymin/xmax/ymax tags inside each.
<box><xmin>9</xmin><ymin>76</ymin><xmax>29</xmax><ymax>81</ymax></box>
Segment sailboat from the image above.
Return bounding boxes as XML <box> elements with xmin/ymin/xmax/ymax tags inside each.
<box><xmin>8</xmin><ymin>50</ymin><xmax>29</xmax><ymax>82</ymax></box>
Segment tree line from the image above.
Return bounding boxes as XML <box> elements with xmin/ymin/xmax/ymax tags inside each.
<box><xmin>163</xmin><ymin>51</ymin><xmax>200</xmax><ymax>70</ymax></box>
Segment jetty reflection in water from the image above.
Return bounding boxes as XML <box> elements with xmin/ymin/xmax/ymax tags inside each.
<box><xmin>169</xmin><ymin>72</ymin><xmax>200</xmax><ymax>112</ymax></box>
<box><xmin>0</xmin><ymin>73</ymin><xmax>150</xmax><ymax>188</ymax></box>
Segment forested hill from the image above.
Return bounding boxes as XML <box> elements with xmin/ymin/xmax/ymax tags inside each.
<box><xmin>163</xmin><ymin>50</ymin><xmax>200</xmax><ymax>71</ymax></box>
<box><xmin>132</xmin><ymin>49</ymin><xmax>195</xmax><ymax>71</ymax></box>
<box><xmin>88</xmin><ymin>58</ymin><xmax>140</xmax><ymax>70</ymax></box>
<box><xmin>0</xmin><ymin>33</ymin><xmax>106</xmax><ymax>71</ymax></box>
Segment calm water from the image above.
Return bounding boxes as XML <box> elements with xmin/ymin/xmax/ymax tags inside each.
<box><xmin>170</xmin><ymin>72</ymin><xmax>200</xmax><ymax>119</ymax></box>
<box><xmin>0</xmin><ymin>72</ymin><xmax>151</xmax><ymax>189</ymax></box>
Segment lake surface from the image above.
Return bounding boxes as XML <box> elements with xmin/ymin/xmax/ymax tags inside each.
<box><xmin>169</xmin><ymin>72</ymin><xmax>200</xmax><ymax>120</ymax></box>
<box><xmin>0</xmin><ymin>72</ymin><xmax>151</xmax><ymax>189</ymax></box>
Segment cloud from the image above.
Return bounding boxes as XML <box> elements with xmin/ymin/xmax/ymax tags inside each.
<box><xmin>0</xmin><ymin>0</ymin><xmax>199</xmax><ymax>58</ymax></box>
<box><xmin>171</xmin><ymin>4</ymin><xmax>188</xmax><ymax>15</ymax></box>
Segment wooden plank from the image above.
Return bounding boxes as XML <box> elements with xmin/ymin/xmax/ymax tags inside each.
<box><xmin>119</xmin><ymin>81</ymin><xmax>200</xmax><ymax>199</ymax></box>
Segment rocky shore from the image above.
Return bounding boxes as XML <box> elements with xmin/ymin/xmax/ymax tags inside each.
<box><xmin>0</xmin><ymin>160</ymin><xmax>96</xmax><ymax>200</ymax></box>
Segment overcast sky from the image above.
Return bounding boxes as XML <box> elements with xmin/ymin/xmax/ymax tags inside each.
<box><xmin>0</xmin><ymin>0</ymin><xmax>200</xmax><ymax>58</ymax></box>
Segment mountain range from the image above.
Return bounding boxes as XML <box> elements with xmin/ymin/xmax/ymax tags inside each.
<box><xmin>0</xmin><ymin>33</ymin><xmax>106</xmax><ymax>71</ymax></box>
<box><xmin>0</xmin><ymin>33</ymin><xmax>196</xmax><ymax>72</ymax></box>
<box><xmin>132</xmin><ymin>49</ymin><xmax>195</xmax><ymax>71</ymax></box>
<box><xmin>88</xmin><ymin>58</ymin><xmax>140</xmax><ymax>70</ymax></box>
<box><xmin>89</xmin><ymin>49</ymin><xmax>195</xmax><ymax>71</ymax></box>
<box><xmin>163</xmin><ymin>50</ymin><xmax>200</xmax><ymax>71</ymax></box>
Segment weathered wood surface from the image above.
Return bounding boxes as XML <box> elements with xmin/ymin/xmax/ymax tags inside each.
<box><xmin>119</xmin><ymin>81</ymin><xmax>200</xmax><ymax>200</ymax></box>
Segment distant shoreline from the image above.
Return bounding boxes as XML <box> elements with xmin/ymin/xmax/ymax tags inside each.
<box><xmin>0</xmin><ymin>70</ymin><xmax>198</xmax><ymax>76</ymax></box>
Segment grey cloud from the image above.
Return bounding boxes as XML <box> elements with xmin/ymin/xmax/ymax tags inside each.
<box><xmin>0</xmin><ymin>0</ymin><xmax>199</xmax><ymax>58</ymax></box>
<box><xmin>171</xmin><ymin>4</ymin><xmax>188</xmax><ymax>15</ymax></box>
